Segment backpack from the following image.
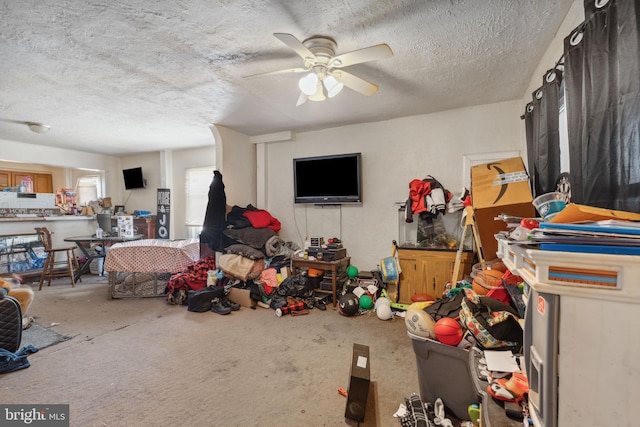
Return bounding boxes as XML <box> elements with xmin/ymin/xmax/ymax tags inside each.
<box><xmin>459</xmin><ymin>289</ymin><xmax>522</xmax><ymax>350</ymax></box>
<box><xmin>0</xmin><ymin>288</ymin><xmax>22</xmax><ymax>352</ymax></box>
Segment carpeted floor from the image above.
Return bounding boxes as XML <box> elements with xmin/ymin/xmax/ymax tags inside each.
<box><xmin>21</xmin><ymin>322</ymin><xmax>72</xmax><ymax>350</ymax></box>
<box><xmin>1</xmin><ymin>276</ymin><xmax>426</xmax><ymax>427</ymax></box>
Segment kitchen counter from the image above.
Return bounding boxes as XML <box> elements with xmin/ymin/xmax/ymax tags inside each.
<box><xmin>0</xmin><ymin>215</ymin><xmax>95</xmax><ymax>222</ymax></box>
<box><xmin>0</xmin><ymin>216</ymin><xmax>97</xmax><ymax>248</ymax></box>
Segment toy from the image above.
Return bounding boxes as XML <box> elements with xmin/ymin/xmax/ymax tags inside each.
<box><xmin>375</xmin><ymin>296</ymin><xmax>391</xmax><ymax>309</ymax></box>
<box><xmin>434</xmin><ymin>317</ymin><xmax>463</xmax><ymax>346</ymax></box>
<box><xmin>472</xmin><ymin>269</ymin><xmax>503</xmax><ymax>295</ymax></box>
<box><xmin>405</xmin><ymin>306</ymin><xmax>436</xmax><ymax>339</ymax></box>
<box><xmin>338</xmin><ymin>293</ymin><xmax>359</xmax><ymax>316</ymax></box>
<box><xmin>359</xmin><ymin>294</ymin><xmax>373</xmax><ymax>310</ymax></box>
<box><xmin>376</xmin><ymin>304</ymin><xmax>393</xmax><ymax>320</ymax></box>
<box><xmin>411</xmin><ymin>293</ymin><xmax>434</xmax><ymax>302</ymax></box>
<box><xmin>346</xmin><ymin>265</ymin><xmax>359</xmax><ymax>279</ymax></box>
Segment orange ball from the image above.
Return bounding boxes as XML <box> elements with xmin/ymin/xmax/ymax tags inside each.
<box><xmin>472</xmin><ymin>269</ymin><xmax>504</xmax><ymax>295</ymax></box>
<box><xmin>434</xmin><ymin>317</ymin><xmax>463</xmax><ymax>346</ymax></box>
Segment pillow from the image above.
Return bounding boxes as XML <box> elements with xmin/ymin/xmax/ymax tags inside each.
<box><xmin>225</xmin><ymin>244</ymin><xmax>265</xmax><ymax>260</ymax></box>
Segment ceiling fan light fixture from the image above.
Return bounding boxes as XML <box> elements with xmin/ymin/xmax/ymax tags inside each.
<box><xmin>298</xmin><ymin>73</ymin><xmax>318</xmax><ymax>96</ymax></box>
<box><xmin>323</xmin><ymin>75</ymin><xmax>344</xmax><ymax>98</ymax></box>
<box><xmin>26</xmin><ymin>122</ymin><xmax>51</xmax><ymax>134</ymax></box>
<box><xmin>308</xmin><ymin>80</ymin><xmax>326</xmax><ymax>102</ymax></box>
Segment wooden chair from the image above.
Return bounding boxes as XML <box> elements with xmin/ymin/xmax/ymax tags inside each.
<box><xmin>34</xmin><ymin>227</ymin><xmax>81</xmax><ymax>290</ymax></box>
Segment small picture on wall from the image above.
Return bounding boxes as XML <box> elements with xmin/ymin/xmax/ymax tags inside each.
<box><xmin>114</xmin><ymin>205</ymin><xmax>125</xmax><ymax>214</ymax></box>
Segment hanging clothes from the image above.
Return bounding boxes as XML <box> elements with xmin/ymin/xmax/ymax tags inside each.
<box><xmin>405</xmin><ymin>176</ymin><xmax>452</xmax><ymax>222</ymax></box>
<box><xmin>200</xmin><ymin>170</ymin><xmax>228</xmax><ymax>253</ymax></box>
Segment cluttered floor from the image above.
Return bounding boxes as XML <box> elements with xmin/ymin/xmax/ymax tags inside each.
<box><xmin>1</xmin><ymin>275</ymin><xmax>432</xmax><ymax>426</ymax></box>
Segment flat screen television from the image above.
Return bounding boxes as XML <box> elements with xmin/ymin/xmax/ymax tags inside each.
<box><xmin>123</xmin><ymin>167</ymin><xmax>146</xmax><ymax>190</ymax></box>
<box><xmin>293</xmin><ymin>153</ymin><xmax>362</xmax><ymax>204</ymax></box>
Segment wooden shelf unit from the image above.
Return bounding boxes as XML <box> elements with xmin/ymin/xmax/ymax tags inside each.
<box><xmin>397</xmin><ymin>247</ymin><xmax>474</xmax><ymax>303</ymax></box>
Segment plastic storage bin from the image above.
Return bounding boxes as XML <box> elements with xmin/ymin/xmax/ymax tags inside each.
<box><xmin>408</xmin><ymin>331</ymin><xmax>478</xmax><ymax>420</ymax></box>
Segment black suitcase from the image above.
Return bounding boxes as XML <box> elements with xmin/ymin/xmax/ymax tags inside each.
<box><xmin>0</xmin><ymin>289</ymin><xmax>23</xmax><ymax>353</ymax></box>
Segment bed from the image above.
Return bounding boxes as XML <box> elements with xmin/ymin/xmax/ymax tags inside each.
<box><xmin>104</xmin><ymin>238</ymin><xmax>200</xmax><ymax>298</ymax></box>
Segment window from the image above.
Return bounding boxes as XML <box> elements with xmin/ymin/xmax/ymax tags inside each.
<box><xmin>76</xmin><ymin>175</ymin><xmax>103</xmax><ymax>206</ymax></box>
<box><xmin>185</xmin><ymin>167</ymin><xmax>215</xmax><ymax>237</ymax></box>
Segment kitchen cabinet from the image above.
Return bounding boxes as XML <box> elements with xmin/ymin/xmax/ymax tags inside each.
<box><xmin>32</xmin><ymin>173</ymin><xmax>53</xmax><ymax>193</ymax></box>
<box><xmin>0</xmin><ymin>171</ymin><xmax>10</xmax><ymax>189</ymax></box>
<box><xmin>0</xmin><ymin>169</ymin><xmax>53</xmax><ymax>193</ymax></box>
<box><xmin>397</xmin><ymin>247</ymin><xmax>474</xmax><ymax>303</ymax></box>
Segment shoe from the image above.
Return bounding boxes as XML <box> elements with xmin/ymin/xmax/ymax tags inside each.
<box><xmin>221</xmin><ymin>297</ymin><xmax>240</xmax><ymax>311</ymax></box>
<box><xmin>210</xmin><ymin>299</ymin><xmax>232</xmax><ymax>315</ymax></box>
<box><xmin>22</xmin><ymin>316</ymin><xmax>34</xmax><ymax>330</ymax></box>
<box><xmin>487</xmin><ymin>371</ymin><xmax>529</xmax><ymax>402</ymax></box>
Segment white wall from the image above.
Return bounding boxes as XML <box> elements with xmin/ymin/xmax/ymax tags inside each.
<box><xmin>118</xmin><ymin>152</ymin><xmax>162</xmax><ymax>214</ymax></box>
<box><xmin>214</xmin><ymin>125</ymin><xmax>257</xmax><ymax>208</ymax></box>
<box><xmin>521</xmin><ymin>0</ymin><xmax>584</xmax><ymax>103</ymax></box>
<box><xmin>261</xmin><ymin>100</ymin><xmax>524</xmax><ymax>270</ymax></box>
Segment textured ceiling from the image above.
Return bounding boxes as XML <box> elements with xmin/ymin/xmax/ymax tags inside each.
<box><xmin>0</xmin><ymin>0</ymin><xmax>574</xmax><ymax>156</ymax></box>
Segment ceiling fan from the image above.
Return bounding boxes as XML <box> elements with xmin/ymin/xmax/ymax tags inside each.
<box><xmin>245</xmin><ymin>33</ymin><xmax>393</xmax><ymax>105</ymax></box>
<box><xmin>0</xmin><ymin>118</ymin><xmax>51</xmax><ymax>133</ymax></box>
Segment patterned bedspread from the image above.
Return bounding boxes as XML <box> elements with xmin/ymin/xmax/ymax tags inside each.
<box><xmin>104</xmin><ymin>238</ymin><xmax>200</xmax><ymax>273</ymax></box>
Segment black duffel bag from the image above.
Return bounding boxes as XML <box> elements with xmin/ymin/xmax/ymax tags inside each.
<box><xmin>187</xmin><ymin>286</ymin><xmax>224</xmax><ymax>312</ymax></box>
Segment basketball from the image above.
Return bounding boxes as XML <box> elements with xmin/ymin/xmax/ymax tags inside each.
<box><xmin>338</xmin><ymin>293</ymin><xmax>360</xmax><ymax>316</ymax></box>
<box><xmin>405</xmin><ymin>307</ymin><xmax>436</xmax><ymax>339</ymax></box>
<box><xmin>434</xmin><ymin>317</ymin><xmax>463</xmax><ymax>346</ymax></box>
<box><xmin>472</xmin><ymin>269</ymin><xmax>504</xmax><ymax>295</ymax></box>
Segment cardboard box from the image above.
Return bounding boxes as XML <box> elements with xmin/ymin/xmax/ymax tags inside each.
<box><xmin>345</xmin><ymin>343</ymin><xmax>371</xmax><ymax>422</ymax></box>
<box><xmin>228</xmin><ymin>287</ymin><xmax>254</xmax><ymax>308</ymax></box>
<box><xmin>471</xmin><ymin>157</ymin><xmax>535</xmax><ymax>260</ymax></box>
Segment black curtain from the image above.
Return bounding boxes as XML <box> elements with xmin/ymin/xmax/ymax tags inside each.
<box><xmin>523</xmin><ymin>68</ymin><xmax>563</xmax><ymax>198</ymax></box>
<box><xmin>564</xmin><ymin>0</ymin><xmax>640</xmax><ymax>211</ymax></box>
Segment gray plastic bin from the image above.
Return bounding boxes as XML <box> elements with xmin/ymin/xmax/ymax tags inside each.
<box><xmin>408</xmin><ymin>331</ymin><xmax>478</xmax><ymax>420</ymax></box>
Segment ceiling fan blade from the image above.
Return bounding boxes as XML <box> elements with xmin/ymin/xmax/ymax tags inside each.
<box><xmin>0</xmin><ymin>118</ymin><xmax>51</xmax><ymax>133</ymax></box>
<box><xmin>273</xmin><ymin>33</ymin><xmax>316</xmax><ymax>61</ymax></box>
<box><xmin>244</xmin><ymin>67</ymin><xmax>308</xmax><ymax>79</ymax></box>
<box><xmin>330</xmin><ymin>43</ymin><xmax>393</xmax><ymax>68</ymax></box>
<box><xmin>331</xmin><ymin>70</ymin><xmax>378</xmax><ymax>96</ymax></box>
<box><xmin>295</xmin><ymin>92</ymin><xmax>308</xmax><ymax>106</ymax></box>
<box><xmin>0</xmin><ymin>118</ymin><xmax>27</xmax><ymax>124</ymax></box>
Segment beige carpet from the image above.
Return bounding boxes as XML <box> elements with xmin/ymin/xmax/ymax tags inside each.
<box><xmin>1</xmin><ymin>276</ymin><xmax>422</xmax><ymax>427</ymax></box>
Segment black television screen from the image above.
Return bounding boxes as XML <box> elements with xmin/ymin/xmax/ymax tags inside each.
<box><xmin>123</xmin><ymin>167</ymin><xmax>146</xmax><ymax>190</ymax></box>
<box><xmin>293</xmin><ymin>153</ymin><xmax>362</xmax><ymax>204</ymax></box>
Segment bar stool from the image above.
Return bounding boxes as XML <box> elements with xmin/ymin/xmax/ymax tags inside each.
<box><xmin>34</xmin><ymin>227</ymin><xmax>81</xmax><ymax>290</ymax></box>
